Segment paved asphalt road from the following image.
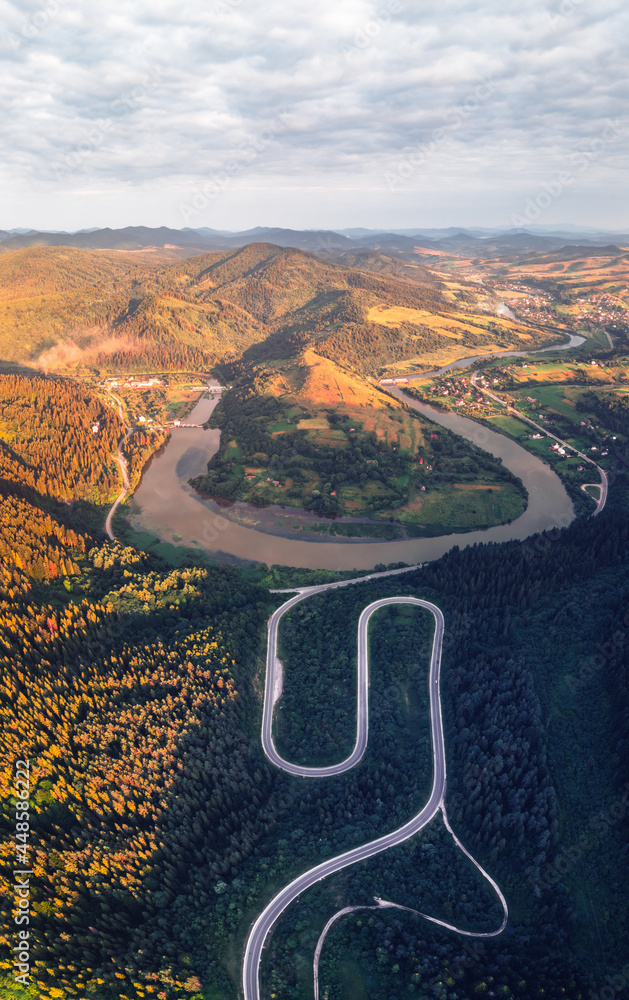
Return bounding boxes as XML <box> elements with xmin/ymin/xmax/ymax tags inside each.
<box><xmin>105</xmin><ymin>392</ymin><xmax>131</xmax><ymax>541</ymax></box>
<box><xmin>470</xmin><ymin>372</ymin><xmax>608</xmax><ymax>515</ymax></box>
<box><xmin>243</xmin><ymin>590</ymin><xmax>447</xmax><ymax>1000</ymax></box>
<box><xmin>263</xmin><ymin>566</ymin><xmax>425</xmax><ymax>776</ymax></box>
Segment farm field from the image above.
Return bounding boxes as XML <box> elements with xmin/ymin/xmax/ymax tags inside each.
<box><xmin>485</xmin><ymin>413</ymin><xmax>531</xmax><ymax>438</ymax></box>
<box><xmin>511</xmin><ymin>361</ymin><xmax>617</xmax><ymax>385</ymax></box>
<box><xmin>368</xmin><ymin>301</ymin><xmax>557</xmax><ymax>375</ymax></box>
<box><xmin>374</xmin><ymin>479</ymin><xmax>526</xmax><ymax>534</ymax></box>
<box><xmin>191</xmin><ymin>348</ymin><xmax>527</xmax><ymax>533</ymax></box>
<box><xmin>510</xmin><ymin>384</ymin><xmax>587</xmax><ymax>418</ymax></box>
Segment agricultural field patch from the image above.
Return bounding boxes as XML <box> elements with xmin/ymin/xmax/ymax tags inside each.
<box><xmin>486</xmin><ymin>414</ymin><xmax>531</xmax><ymax>438</ymax></box>
<box><xmin>367</xmin><ymin>304</ymin><xmax>449</xmax><ymax>328</ymax></box>
<box><xmin>191</xmin><ymin>349</ymin><xmax>528</xmax><ymax>531</ymax></box>
<box><xmin>387</xmin><ymin>481</ymin><xmax>525</xmax><ymax>532</ymax></box>
<box><xmin>512</xmin><ymin>385</ymin><xmax>580</xmax><ymax>418</ymax></box>
<box><xmin>297</xmin><ymin>416</ymin><xmax>329</xmax><ymax>430</ymax></box>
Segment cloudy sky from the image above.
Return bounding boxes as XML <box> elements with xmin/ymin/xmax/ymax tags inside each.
<box><xmin>1</xmin><ymin>0</ymin><xmax>627</xmax><ymax>231</ymax></box>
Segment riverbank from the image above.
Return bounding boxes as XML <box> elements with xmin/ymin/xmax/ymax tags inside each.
<box><xmin>128</xmin><ymin>390</ymin><xmax>573</xmax><ymax>569</ymax></box>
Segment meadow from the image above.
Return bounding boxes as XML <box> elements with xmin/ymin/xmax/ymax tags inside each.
<box><xmin>192</xmin><ymin>348</ymin><xmax>527</xmax><ymax>534</ymax></box>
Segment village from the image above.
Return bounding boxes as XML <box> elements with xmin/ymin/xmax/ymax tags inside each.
<box><xmin>459</xmin><ymin>270</ymin><xmax>629</xmax><ymax>336</ymax></box>
<box><xmin>99</xmin><ymin>375</ymin><xmax>226</xmax><ymax>431</ymax></box>
<box><xmin>394</xmin><ymin>352</ymin><xmax>626</xmax><ymax>499</ymax></box>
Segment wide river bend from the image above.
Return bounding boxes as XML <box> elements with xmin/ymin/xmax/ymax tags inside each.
<box><xmin>129</xmin><ymin>387</ymin><xmax>574</xmax><ymax>570</ymax></box>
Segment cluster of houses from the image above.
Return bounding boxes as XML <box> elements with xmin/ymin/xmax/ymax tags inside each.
<box><xmin>105</xmin><ymin>377</ymin><xmax>164</xmax><ymax>389</ymax></box>
<box><xmin>244</xmin><ymin>473</ymin><xmax>282</xmax><ymax>487</ymax></box>
<box><xmin>575</xmin><ymin>293</ymin><xmax>628</xmax><ymax>329</ymax></box>
<box><xmin>429</xmin><ymin>375</ymin><xmax>485</xmax><ymax>407</ymax></box>
<box><xmin>489</xmin><ymin>281</ymin><xmax>555</xmax><ymax>324</ymax></box>
<box><xmin>501</xmin><ymin>295</ymin><xmax>555</xmax><ymax>324</ymax></box>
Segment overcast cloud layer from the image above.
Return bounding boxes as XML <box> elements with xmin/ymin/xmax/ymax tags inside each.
<box><xmin>1</xmin><ymin>0</ymin><xmax>627</xmax><ymax>230</ymax></box>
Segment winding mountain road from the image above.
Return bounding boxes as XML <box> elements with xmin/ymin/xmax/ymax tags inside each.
<box><xmin>243</xmin><ymin>576</ymin><xmax>508</xmax><ymax>1000</ymax></box>
<box><xmin>263</xmin><ymin>568</ymin><xmax>424</xmax><ymax>776</ymax></box>
<box><xmin>104</xmin><ymin>391</ymin><xmax>131</xmax><ymax>541</ymax></box>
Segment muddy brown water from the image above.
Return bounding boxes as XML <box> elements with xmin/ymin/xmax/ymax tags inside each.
<box><xmin>129</xmin><ymin>386</ymin><xmax>574</xmax><ymax>570</ymax></box>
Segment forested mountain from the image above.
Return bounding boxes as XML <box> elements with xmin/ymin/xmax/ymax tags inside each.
<box><xmin>0</xmin><ymin>545</ymin><xmax>271</xmax><ymax>1000</ymax></box>
<box><xmin>0</xmin><ymin>372</ymin><xmax>164</xmax><ymax>586</ymax></box>
<box><xmin>0</xmin><ymin>242</ymin><xmax>545</xmax><ymax>374</ymax></box>
<box><xmin>2</xmin><ymin>485</ymin><xmax>628</xmax><ymax>999</ymax></box>
<box><xmin>0</xmin><ymin>374</ymin><xmax>126</xmax><ymax>586</ymax></box>
<box><xmin>0</xmin><ymin>361</ymin><xmax>628</xmax><ymax>1000</ymax></box>
<box><xmin>0</xmin><ymin>247</ymin><xmax>154</xmax><ymax>300</ymax></box>
<box><xmin>0</xmin><ymin>374</ymin><xmax>123</xmax><ymax>501</ymax></box>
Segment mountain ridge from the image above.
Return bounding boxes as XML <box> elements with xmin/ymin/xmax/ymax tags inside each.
<box><xmin>0</xmin><ymin>241</ymin><xmax>567</xmax><ymax>375</ymax></box>
<box><xmin>3</xmin><ymin>224</ymin><xmax>628</xmax><ymax>261</ymax></box>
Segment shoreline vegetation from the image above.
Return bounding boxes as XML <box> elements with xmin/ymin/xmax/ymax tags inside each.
<box><xmin>189</xmin><ymin>359</ymin><xmax>528</xmax><ymax>539</ymax></box>
<box><xmin>1</xmin><ymin>238</ymin><xmax>628</xmax><ymax>999</ymax></box>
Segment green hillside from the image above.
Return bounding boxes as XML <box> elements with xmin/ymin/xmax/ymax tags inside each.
<box><xmin>0</xmin><ymin>242</ymin><xmax>555</xmax><ymax>372</ymax></box>
<box><xmin>192</xmin><ymin>347</ymin><xmax>527</xmax><ymax>534</ymax></box>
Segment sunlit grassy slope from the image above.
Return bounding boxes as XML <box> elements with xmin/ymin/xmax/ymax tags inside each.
<box><xmin>192</xmin><ymin>348</ymin><xmax>526</xmax><ymax>532</ymax></box>
<box><xmin>0</xmin><ymin>241</ymin><xmax>559</xmax><ymax>373</ymax></box>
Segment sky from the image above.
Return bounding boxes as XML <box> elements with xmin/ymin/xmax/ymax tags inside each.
<box><xmin>1</xmin><ymin>0</ymin><xmax>627</xmax><ymax>232</ymax></box>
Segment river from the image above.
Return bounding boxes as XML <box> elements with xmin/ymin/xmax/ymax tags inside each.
<box><xmin>406</xmin><ymin>333</ymin><xmax>586</xmax><ymax>381</ymax></box>
<box><xmin>129</xmin><ymin>383</ymin><xmax>574</xmax><ymax>570</ymax></box>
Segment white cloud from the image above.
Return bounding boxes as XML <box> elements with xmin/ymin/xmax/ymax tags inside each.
<box><xmin>0</xmin><ymin>0</ymin><xmax>627</xmax><ymax>228</ymax></box>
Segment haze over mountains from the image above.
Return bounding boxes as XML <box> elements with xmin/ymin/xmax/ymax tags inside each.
<box><xmin>0</xmin><ymin>239</ymin><xmax>555</xmax><ymax>379</ymax></box>
<box><xmin>1</xmin><ymin>225</ymin><xmax>627</xmax><ymax>261</ymax></box>
<box><xmin>0</xmin><ymin>242</ymin><xmax>443</xmax><ymax>366</ymax></box>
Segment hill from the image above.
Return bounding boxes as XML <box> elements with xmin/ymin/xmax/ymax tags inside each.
<box><xmin>0</xmin><ymin>242</ymin><xmax>555</xmax><ymax>374</ymax></box>
<box><xmin>0</xmin><ymin>245</ymin><xmax>154</xmax><ymax>299</ymax></box>
<box><xmin>0</xmin><ymin>371</ymin><xmax>169</xmax><ymax>588</ymax></box>
<box><xmin>0</xmin><ymin>225</ymin><xmax>212</xmax><ymax>255</ymax></box>
<box><xmin>0</xmin><ymin>225</ymin><xmax>357</xmax><ymax>256</ymax></box>
<box><xmin>5</xmin><ymin>224</ymin><xmax>627</xmax><ymax>260</ymax></box>
<box><xmin>0</xmin><ymin>373</ymin><xmax>123</xmax><ymax>588</ymax></box>
<box><xmin>192</xmin><ymin>347</ymin><xmax>527</xmax><ymax>534</ymax></box>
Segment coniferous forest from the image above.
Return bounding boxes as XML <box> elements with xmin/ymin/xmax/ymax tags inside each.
<box><xmin>1</xmin><ymin>371</ymin><xmax>628</xmax><ymax>1000</ymax></box>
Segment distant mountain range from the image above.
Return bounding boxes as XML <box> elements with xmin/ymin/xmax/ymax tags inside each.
<box><xmin>1</xmin><ymin>225</ymin><xmax>627</xmax><ymax>260</ymax></box>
